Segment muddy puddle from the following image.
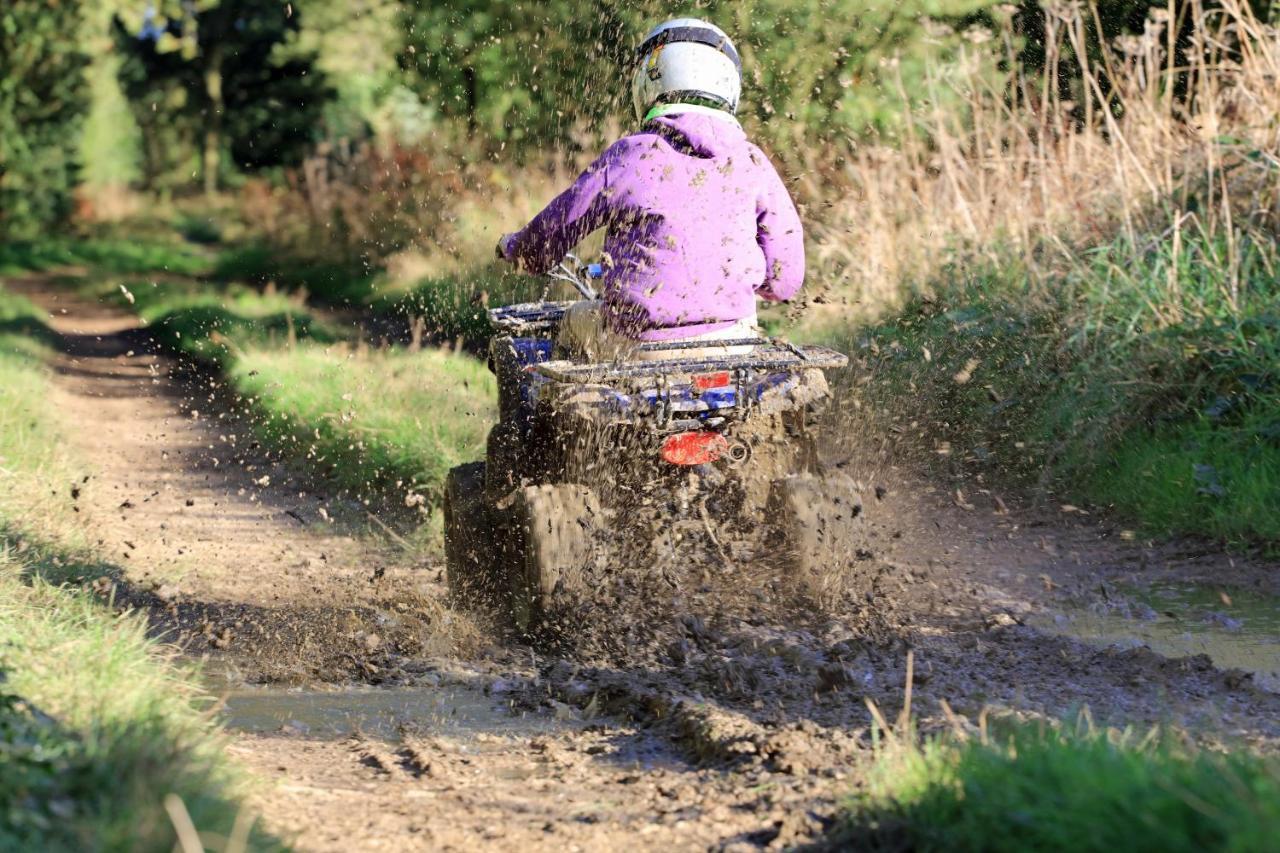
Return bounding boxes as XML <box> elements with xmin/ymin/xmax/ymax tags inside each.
<box><xmin>220</xmin><ymin>679</ymin><xmax>562</xmax><ymax>742</ymax></box>
<box><xmin>1034</xmin><ymin>581</ymin><xmax>1280</xmax><ymax>692</ymax></box>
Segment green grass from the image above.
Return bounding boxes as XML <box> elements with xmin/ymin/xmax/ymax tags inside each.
<box><xmin>0</xmin><ymin>237</ymin><xmax>211</xmax><ymax>277</ymax></box>
<box><xmin>121</xmin><ymin>280</ymin><xmax>342</xmax><ymax>370</ymax></box>
<box><xmin>0</xmin><ymin>287</ymin><xmax>76</xmax><ymax>539</ymax></box>
<box><xmin>230</xmin><ymin>344</ymin><xmax>495</xmax><ymax>510</ymax></box>
<box><xmin>827</xmin><ymin>723</ymin><xmax>1280</xmax><ymax>852</ymax></box>
<box><xmin>0</xmin><ymin>284</ymin><xmax>283</xmax><ymax>851</ymax></box>
<box><xmin>384</xmin><ymin>266</ymin><xmax>550</xmax><ymax>344</ymax></box>
<box><xmin>1092</xmin><ymin>420</ymin><xmax>1280</xmax><ymax>542</ymax></box>
<box><xmin>106</xmin><ymin>278</ymin><xmax>495</xmax><ymax>517</ymax></box>
<box><xmin>836</xmin><ymin>229</ymin><xmax>1280</xmax><ymax>545</ymax></box>
<box><xmin>0</xmin><ymin>571</ymin><xmax>284</xmax><ymax>852</ymax></box>
<box><xmin>214</xmin><ymin>243</ymin><xmax>376</xmax><ymax>306</ymax></box>
<box><xmin>0</xmin><ymin>284</ymin><xmax>60</xmax><ymax>364</ymax></box>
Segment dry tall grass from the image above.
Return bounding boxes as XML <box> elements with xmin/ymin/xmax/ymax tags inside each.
<box><xmin>803</xmin><ymin>0</ymin><xmax>1280</xmax><ymax>328</ymax></box>
<box><xmin>240</xmin><ymin>139</ymin><xmax>592</xmax><ymax>292</ymax></box>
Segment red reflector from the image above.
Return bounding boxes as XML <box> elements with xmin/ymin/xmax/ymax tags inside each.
<box><xmin>693</xmin><ymin>371</ymin><xmax>731</xmax><ymax>391</ymax></box>
<box><xmin>661</xmin><ymin>431</ymin><xmax>729</xmax><ymax>466</ymax></box>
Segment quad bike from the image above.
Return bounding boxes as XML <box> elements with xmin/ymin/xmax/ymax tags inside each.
<box><xmin>444</xmin><ymin>258</ymin><xmax>863</xmax><ymax>634</ymax></box>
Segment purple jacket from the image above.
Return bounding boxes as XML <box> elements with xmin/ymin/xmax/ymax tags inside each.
<box><xmin>502</xmin><ymin>110</ymin><xmax>804</xmax><ymax>341</ymax></box>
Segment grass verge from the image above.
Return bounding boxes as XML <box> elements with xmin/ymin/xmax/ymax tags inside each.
<box><xmin>824</xmin><ymin>721</ymin><xmax>1280</xmax><ymax>852</ymax></box>
<box><xmin>0</xmin><ymin>284</ymin><xmax>282</xmax><ymax>851</ymax></box>
<box><xmin>213</xmin><ymin>243</ymin><xmax>375</xmax><ymax>306</ymax></box>
<box><xmin>0</xmin><ymin>288</ymin><xmax>80</xmax><ymax>538</ymax></box>
<box><xmin>0</xmin><ymin>237</ymin><xmax>210</xmax><ymax>278</ymax></box>
<box><xmin>0</xmin><ymin>570</ymin><xmax>284</xmax><ymax>852</ymax></box>
<box><xmin>111</xmin><ymin>278</ymin><xmax>495</xmax><ymax>517</ymax></box>
<box><xmin>122</xmin><ymin>279</ymin><xmax>342</xmax><ymax>370</ymax></box>
<box><xmin>229</xmin><ymin>344</ymin><xmax>494</xmax><ymax>511</ymax></box>
<box><xmin>834</xmin><ymin>229</ymin><xmax>1280</xmax><ymax>545</ymax></box>
<box><xmin>380</xmin><ymin>265</ymin><xmax>550</xmax><ymax>345</ymax></box>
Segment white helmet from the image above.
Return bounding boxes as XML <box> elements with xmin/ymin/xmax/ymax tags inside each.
<box><xmin>630</xmin><ymin>18</ymin><xmax>742</xmax><ymax>122</ymax></box>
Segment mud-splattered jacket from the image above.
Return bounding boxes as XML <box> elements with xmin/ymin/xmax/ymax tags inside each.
<box><xmin>501</xmin><ymin>109</ymin><xmax>805</xmax><ymax>342</ymax></box>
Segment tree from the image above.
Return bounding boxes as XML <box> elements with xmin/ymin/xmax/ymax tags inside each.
<box><xmin>115</xmin><ymin>0</ymin><xmax>333</xmax><ymax>194</ymax></box>
<box><xmin>396</xmin><ymin>0</ymin><xmax>1002</xmax><ymax>161</ymax></box>
<box><xmin>398</xmin><ymin>1</ymin><xmax>628</xmax><ymax>151</ymax></box>
<box><xmin>0</xmin><ymin>1</ymin><xmax>92</xmax><ymax>238</ymax></box>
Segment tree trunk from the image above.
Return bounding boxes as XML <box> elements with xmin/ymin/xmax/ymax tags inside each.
<box><xmin>140</xmin><ymin>118</ymin><xmax>161</xmax><ymax>192</ymax></box>
<box><xmin>203</xmin><ymin>43</ymin><xmax>224</xmax><ymax>196</ymax></box>
<box><xmin>463</xmin><ymin>66</ymin><xmax>478</xmax><ymax>135</ymax></box>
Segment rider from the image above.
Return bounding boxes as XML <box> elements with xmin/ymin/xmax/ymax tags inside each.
<box><xmin>496</xmin><ymin>18</ymin><xmax>804</xmax><ymax>358</ymax></box>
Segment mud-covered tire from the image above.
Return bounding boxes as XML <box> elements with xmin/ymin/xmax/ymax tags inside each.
<box><xmin>772</xmin><ymin>471</ymin><xmax>864</xmax><ymax>578</ymax></box>
<box><xmin>444</xmin><ymin>462</ymin><xmax>503</xmax><ymax>611</ymax></box>
<box><xmin>508</xmin><ymin>483</ymin><xmax>601</xmax><ymax>634</ymax></box>
<box><xmin>484</xmin><ymin>421</ymin><xmax>524</xmax><ymax>500</ymax></box>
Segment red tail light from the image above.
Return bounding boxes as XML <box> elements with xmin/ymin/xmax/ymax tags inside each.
<box><xmin>661</xmin><ymin>431</ymin><xmax>729</xmax><ymax>466</ymax></box>
<box><xmin>693</xmin><ymin>371</ymin><xmax>731</xmax><ymax>391</ymax></box>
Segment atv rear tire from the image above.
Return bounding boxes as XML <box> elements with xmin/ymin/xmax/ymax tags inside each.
<box><xmin>444</xmin><ymin>462</ymin><xmax>503</xmax><ymax>610</ymax></box>
<box><xmin>772</xmin><ymin>471</ymin><xmax>864</xmax><ymax>578</ymax></box>
<box><xmin>508</xmin><ymin>483</ymin><xmax>601</xmax><ymax>635</ymax></box>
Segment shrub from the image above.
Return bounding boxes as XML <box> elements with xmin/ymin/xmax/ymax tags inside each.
<box><xmin>0</xmin><ymin>1</ymin><xmax>91</xmax><ymax>238</ymax></box>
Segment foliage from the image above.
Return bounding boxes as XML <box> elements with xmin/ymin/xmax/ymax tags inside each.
<box><xmin>397</xmin><ymin>0</ymin><xmax>1000</xmax><ymax>159</ymax></box>
<box><xmin>114</xmin><ymin>0</ymin><xmax>334</xmax><ymax>191</ymax></box>
<box><xmin>807</xmin><ymin>1</ymin><xmax>1280</xmax><ymax>545</ymax></box>
<box><xmin>828</xmin><ymin>722</ymin><xmax>1280</xmax><ymax>852</ymax></box>
<box><xmin>78</xmin><ymin>0</ymin><xmax>143</xmax><ymax>192</ymax></box>
<box><xmin>0</xmin><ymin>1</ymin><xmax>91</xmax><ymax>238</ymax></box>
<box><xmin>296</xmin><ymin>0</ymin><xmax>405</xmax><ymax>140</ymax></box>
<box><xmin>233</xmin><ymin>141</ymin><xmax>465</xmax><ymax>294</ymax></box>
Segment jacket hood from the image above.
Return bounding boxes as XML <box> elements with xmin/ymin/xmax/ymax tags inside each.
<box><xmin>648</xmin><ymin>108</ymin><xmax>746</xmax><ymax>158</ymax></box>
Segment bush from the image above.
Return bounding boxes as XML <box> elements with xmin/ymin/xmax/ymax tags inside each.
<box><xmin>0</xmin><ymin>1</ymin><xmax>91</xmax><ymax>238</ymax></box>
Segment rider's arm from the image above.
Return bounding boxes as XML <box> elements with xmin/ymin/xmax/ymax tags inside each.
<box><xmin>754</xmin><ymin>158</ymin><xmax>805</xmax><ymax>302</ymax></box>
<box><xmin>499</xmin><ymin>146</ymin><xmax>619</xmax><ymax>275</ymax></box>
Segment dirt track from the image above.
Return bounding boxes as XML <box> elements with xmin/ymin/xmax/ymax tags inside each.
<box><xmin>26</xmin><ymin>287</ymin><xmax>1280</xmax><ymax>850</ymax></box>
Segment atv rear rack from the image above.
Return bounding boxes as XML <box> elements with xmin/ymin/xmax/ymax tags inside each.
<box><xmin>532</xmin><ymin>342</ymin><xmax>847</xmax><ymax>383</ymax></box>
<box><xmin>487</xmin><ymin>301</ymin><xmax>575</xmax><ymax>333</ymax></box>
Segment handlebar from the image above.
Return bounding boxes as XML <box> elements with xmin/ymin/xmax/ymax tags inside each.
<box><xmin>546</xmin><ymin>254</ymin><xmax>602</xmax><ymax>301</ymax></box>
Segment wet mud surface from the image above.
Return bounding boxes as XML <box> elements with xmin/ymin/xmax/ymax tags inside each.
<box><xmin>22</xmin><ymin>286</ymin><xmax>1280</xmax><ymax>850</ymax></box>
